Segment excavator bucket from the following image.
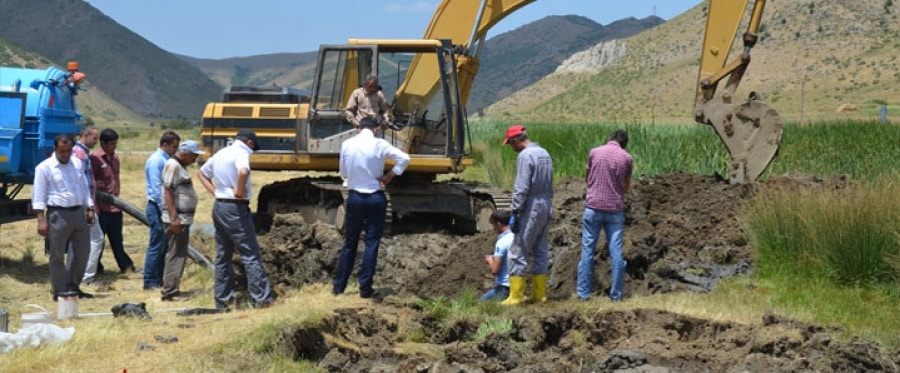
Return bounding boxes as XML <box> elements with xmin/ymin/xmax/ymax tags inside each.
<box><xmin>698</xmin><ymin>95</ymin><xmax>783</xmax><ymax>184</ymax></box>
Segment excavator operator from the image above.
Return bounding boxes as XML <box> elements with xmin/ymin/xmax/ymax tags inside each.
<box><xmin>344</xmin><ymin>74</ymin><xmax>392</xmax><ymax>129</ymax></box>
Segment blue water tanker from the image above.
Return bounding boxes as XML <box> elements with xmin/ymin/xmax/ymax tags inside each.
<box><xmin>0</xmin><ymin>63</ymin><xmax>85</xmax><ymax>224</ymax></box>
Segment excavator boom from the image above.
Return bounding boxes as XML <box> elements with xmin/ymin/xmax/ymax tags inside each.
<box><xmin>395</xmin><ymin>0</ymin><xmax>535</xmax><ymax>112</ymax></box>
<box><xmin>400</xmin><ymin>0</ymin><xmax>782</xmax><ymax>183</ymax></box>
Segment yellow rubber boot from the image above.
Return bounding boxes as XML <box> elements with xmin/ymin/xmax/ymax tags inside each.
<box><xmin>527</xmin><ymin>274</ymin><xmax>548</xmax><ymax>303</ymax></box>
<box><xmin>501</xmin><ymin>276</ymin><xmax>526</xmax><ymax>306</ymax></box>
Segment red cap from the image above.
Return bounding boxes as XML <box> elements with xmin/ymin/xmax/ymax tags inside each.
<box><xmin>503</xmin><ymin>125</ymin><xmax>525</xmax><ymax>145</ymax></box>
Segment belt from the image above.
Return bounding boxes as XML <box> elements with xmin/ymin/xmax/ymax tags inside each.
<box><xmin>47</xmin><ymin>205</ymin><xmax>83</xmax><ymax>211</ymax></box>
<box><xmin>216</xmin><ymin>199</ymin><xmax>250</xmax><ymax>205</ymax></box>
<box><xmin>349</xmin><ymin>190</ymin><xmax>384</xmax><ymax>195</ymax></box>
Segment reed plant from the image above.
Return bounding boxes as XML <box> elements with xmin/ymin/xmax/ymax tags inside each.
<box><xmin>766</xmin><ymin>120</ymin><xmax>900</xmax><ymax>181</ymax></box>
<box><xmin>467</xmin><ymin>119</ymin><xmax>900</xmax><ymax>188</ymax></box>
<box><xmin>468</xmin><ymin>120</ymin><xmax>730</xmax><ymax>189</ymax></box>
<box><xmin>745</xmin><ymin>181</ymin><xmax>900</xmax><ymax>288</ymax></box>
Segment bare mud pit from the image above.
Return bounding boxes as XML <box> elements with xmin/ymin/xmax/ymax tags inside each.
<box><xmin>279</xmin><ymin>304</ymin><xmax>895</xmax><ymax>372</ymax></box>
<box><xmin>254</xmin><ymin>173</ymin><xmax>899</xmax><ymax>371</ymax></box>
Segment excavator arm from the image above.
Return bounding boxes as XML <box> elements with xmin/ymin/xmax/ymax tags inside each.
<box><xmin>394</xmin><ymin>0</ymin><xmax>781</xmax><ymax>184</ymax></box>
<box><xmin>695</xmin><ymin>0</ymin><xmax>783</xmax><ymax>183</ymax></box>
<box><xmin>394</xmin><ymin>0</ymin><xmax>535</xmax><ymax>112</ymax></box>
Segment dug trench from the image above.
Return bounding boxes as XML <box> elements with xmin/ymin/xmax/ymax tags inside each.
<box><xmin>234</xmin><ymin>172</ymin><xmax>898</xmax><ymax>371</ymax></box>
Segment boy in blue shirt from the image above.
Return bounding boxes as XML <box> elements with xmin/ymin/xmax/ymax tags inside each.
<box><xmin>480</xmin><ymin>209</ymin><xmax>514</xmax><ymax>301</ymax></box>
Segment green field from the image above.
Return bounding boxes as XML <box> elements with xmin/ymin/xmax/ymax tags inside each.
<box><xmin>467</xmin><ymin>119</ymin><xmax>900</xmax><ymax>187</ymax></box>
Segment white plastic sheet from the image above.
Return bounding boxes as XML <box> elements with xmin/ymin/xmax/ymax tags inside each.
<box><xmin>0</xmin><ymin>323</ymin><xmax>75</xmax><ymax>353</ymax></box>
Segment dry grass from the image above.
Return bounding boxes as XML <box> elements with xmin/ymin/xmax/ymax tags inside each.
<box><xmin>0</xmin><ymin>135</ymin><xmax>348</xmax><ymax>372</ymax></box>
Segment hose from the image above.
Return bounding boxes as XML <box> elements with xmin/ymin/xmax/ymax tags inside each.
<box><xmin>94</xmin><ymin>191</ymin><xmax>214</xmax><ymax>271</ymax></box>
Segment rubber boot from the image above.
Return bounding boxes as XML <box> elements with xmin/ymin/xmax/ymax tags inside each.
<box><xmin>527</xmin><ymin>274</ymin><xmax>548</xmax><ymax>303</ymax></box>
<box><xmin>501</xmin><ymin>276</ymin><xmax>526</xmax><ymax>306</ymax></box>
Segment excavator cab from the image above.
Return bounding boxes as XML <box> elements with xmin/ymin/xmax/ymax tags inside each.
<box><xmin>306</xmin><ymin>40</ymin><xmax>469</xmax><ymax>164</ymax></box>
<box><xmin>244</xmin><ymin>39</ymin><xmax>501</xmax><ymax>234</ymax></box>
<box><xmin>304</xmin><ymin>45</ymin><xmax>373</xmax><ymax>154</ymax></box>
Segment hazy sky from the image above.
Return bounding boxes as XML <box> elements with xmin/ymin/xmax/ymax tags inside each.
<box><xmin>86</xmin><ymin>0</ymin><xmax>701</xmax><ymax>59</ymax></box>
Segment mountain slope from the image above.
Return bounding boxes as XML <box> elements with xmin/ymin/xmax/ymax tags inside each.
<box><xmin>179</xmin><ymin>15</ymin><xmax>663</xmax><ymax>113</ymax></box>
<box><xmin>469</xmin><ymin>15</ymin><xmax>663</xmax><ymax>114</ymax></box>
<box><xmin>181</xmin><ymin>52</ymin><xmax>319</xmax><ymax>90</ymax></box>
<box><xmin>0</xmin><ymin>38</ymin><xmax>144</xmax><ymax>123</ymax></box>
<box><xmin>486</xmin><ymin>0</ymin><xmax>900</xmax><ymax>123</ymax></box>
<box><xmin>0</xmin><ymin>0</ymin><xmax>222</xmax><ymax>119</ymax></box>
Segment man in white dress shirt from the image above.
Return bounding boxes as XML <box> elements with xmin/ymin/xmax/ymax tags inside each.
<box><xmin>198</xmin><ymin>129</ymin><xmax>276</xmax><ymax>309</ymax></box>
<box><xmin>332</xmin><ymin>117</ymin><xmax>409</xmax><ymax>299</ymax></box>
<box><xmin>32</xmin><ymin>134</ymin><xmax>95</xmax><ymax>300</ymax></box>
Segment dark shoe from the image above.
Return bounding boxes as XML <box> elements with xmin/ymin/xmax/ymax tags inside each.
<box><xmin>54</xmin><ymin>290</ymin><xmax>79</xmax><ymax>302</ymax></box>
<box><xmin>161</xmin><ymin>295</ymin><xmax>189</xmax><ymax>302</ymax></box>
<box><xmin>359</xmin><ymin>289</ymin><xmax>381</xmax><ymax>299</ymax></box>
<box><xmin>77</xmin><ymin>290</ymin><xmax>95</xmax><ymax>299</ymax></box>
<box><xmin>216</xmin><ymin>299</ymin><xmax>238</xmax><ymax>309</ymax></box>
<box><xmin>143</xmin><ymin>285</ymin><xmax>162</xmax><ymax>291</ymax></box>
<box><xmin>121</xmin><ymin>266</ymin><xmax>142</xmax><ymax>274</ymax></box>
<box><xmin>252</xmin><ymin>299</ymin><xmax>281</xmax><ymax>309</ymax></box>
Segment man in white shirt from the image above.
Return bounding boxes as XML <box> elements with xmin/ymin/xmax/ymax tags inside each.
<box><xmin>32</xmin><ymin>134</ymin><xmax>95</xmax><ymax>301</ymax></box>
<box><xmin>198</xmin><ymin>129</ymin><xmax>276</xmax><ymax>309</ymax></box>
<box><xmin>333</xmin><ymin>117</ymin><xmax>410</xmax><ymax>298</ymax></box>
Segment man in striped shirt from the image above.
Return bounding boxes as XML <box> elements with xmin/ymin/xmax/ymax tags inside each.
<box><xmin>72</xmin><ymin>125</ymin><xmax>105</xmax><ymax>287</ymax></box>
<box><xmin>577</xmin><ymin>130</ymin><xmax>633</xmax><ymax>302</ymax></box>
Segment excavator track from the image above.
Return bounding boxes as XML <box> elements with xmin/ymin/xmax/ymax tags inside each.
<box><xmin>256</xmin><ymin>176</ymin><xmax>509</xmax><ymax>235</ymax></box>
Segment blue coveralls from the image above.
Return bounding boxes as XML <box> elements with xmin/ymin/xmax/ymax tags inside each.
<box><xmin>508</xmin><ymin>143</ymin><xmax>554</xmax><ymax>276</ymax></box>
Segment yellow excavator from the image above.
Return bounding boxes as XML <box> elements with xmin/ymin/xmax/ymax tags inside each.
<box><xmin>199</xmin><ymin>0</ymin><xmax>782</xmax><ymax>232</ymax></box>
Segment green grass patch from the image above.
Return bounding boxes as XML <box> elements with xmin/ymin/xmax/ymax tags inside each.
<box><xmin>473</xmin><ymin>317</ymin><xmax>514</xmax><ymax>341</ymax></box>
<box><xmin>744</xmin><ymin>180</ymin><xmax>900</xmax><ymax>346</ymax></box>
<box><xmin>746</xmin><ymin>182</ymin><xmax>900</xmax><ymax>287</ymax></box>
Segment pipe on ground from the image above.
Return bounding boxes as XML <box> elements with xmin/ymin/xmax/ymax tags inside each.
<box><xmin>95</xmin><ymin>191</ymin><xmax>214</xmax><ymax>271</ymax></box>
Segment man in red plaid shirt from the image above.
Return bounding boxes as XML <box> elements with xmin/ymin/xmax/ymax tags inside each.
<box><xmin>577</xmin><ymin>130</ymin><xmax>632</xmax><ymax>301</ymax></box>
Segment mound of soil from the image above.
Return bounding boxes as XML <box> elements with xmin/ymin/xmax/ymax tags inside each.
<box><xmin>253</xmin><ymin>172</ymin><xmax>899</xmax><ymax>371</ymax></box>
<box><xmin>279</xmin><ymin>303</ymin><xmax>898</xmax><ymax>372</ymax></box>
<box><xmin>260</xmin><ymin>173</ymin><xmax>781</xmax><ymax>298</ymax></box>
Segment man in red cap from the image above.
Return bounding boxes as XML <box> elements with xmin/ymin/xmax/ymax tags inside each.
<box><xmin>502</xmin><ymin>124</ymin><xmax>554</xmax><ymax>305</ymax></box>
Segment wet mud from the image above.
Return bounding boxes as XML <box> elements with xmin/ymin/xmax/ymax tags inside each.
<box><xmin>254</xmin><ymin>172</ymin><xmax>896</xmax><ymax>371</ymax></box>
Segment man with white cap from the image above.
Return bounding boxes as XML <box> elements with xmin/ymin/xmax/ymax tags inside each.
<box><xmin>501</xmin><ymin>124</ymin><xmax>554</xmax><ymax>305</ymax></box>
<box><xmin>160</xmin><ymin>140</ymin><xmax>205</xmax><ymax>301</ymax></box>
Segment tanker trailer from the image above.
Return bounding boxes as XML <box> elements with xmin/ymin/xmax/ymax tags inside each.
<box><xmin>0</xmin><ymin>62</ymin><xmax>85</xmax><ymax>224</ymax></box>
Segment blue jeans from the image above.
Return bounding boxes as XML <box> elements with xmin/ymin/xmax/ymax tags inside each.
<box><xmin>577</xmin><ymin>208</ymin><xmax>627</xmax><ymax>301</ymax></box>
<box><xmin>479</xmin><ymin>285</ymin><xmax>510</xmax><ymax>302</ymax></box>
<box><xmin>333</xmin><ymin>190</ymin><xmax>387</xmax><ymax>296</ymax></box>
<box><xmin>143</xmin><ymin>201</ymin><xmax>167</xmax><ymax>289</ymax></box>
